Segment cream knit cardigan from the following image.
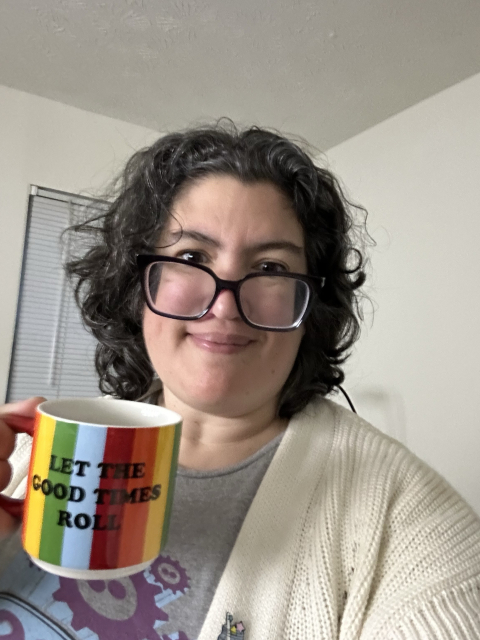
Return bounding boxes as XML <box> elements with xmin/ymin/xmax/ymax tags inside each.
<box><xmin>5</xmin><ymin>397</ymin><xmax>480</xmax><ymax>638</ymax></box>
<box><xmin>197</xmin><ymin>398</ymin><xmax>480</xmax><ymax>639</ymax></box>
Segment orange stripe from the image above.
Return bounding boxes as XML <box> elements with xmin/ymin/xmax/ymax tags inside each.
<box><xmin>21</xmin><ymin>411</ymin><xmax>42</xmax><ymax>547</ymax></box>
<box><xmin>116</xmin><ymin>427</ymin><xmax>160</xmax><ymax>568</ymax></box>
<box><xmin>142</xmin><ymin>424</ymin><xmax>176</xmax><ymax>562</ymax></box>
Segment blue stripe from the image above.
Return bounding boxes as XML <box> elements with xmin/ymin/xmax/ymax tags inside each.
<box><xmin>60</xmin><ymin>424</ymin><xmax>108</xmax><ymax>569</ymax></box>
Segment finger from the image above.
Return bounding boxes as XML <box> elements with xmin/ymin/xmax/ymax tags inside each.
<box><xmin>0</xmin><ymin>460</ymin><xmax>12</xmax><ymax>492</ymax></box>
<box><xmin>0</xmin><ymin>396</ymin><xmax>46</xmax><ymax>419</ymax></box>
<box><xmin>0</xmin><ymin>420</ymin><xmax>16</xmax><ymax>460</ymax></box>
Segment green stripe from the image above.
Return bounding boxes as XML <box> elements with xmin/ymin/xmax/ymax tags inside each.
<box><xmin>39</xmin><ymin>421</ymin><xmax>79</xmax><ymax>565</ymax></box>
<box><xmin>160</xmin><ymin>422</ymin><xmax>182</xmax><ymax>549</ymax></box>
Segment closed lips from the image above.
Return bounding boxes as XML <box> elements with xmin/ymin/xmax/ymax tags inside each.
<box><xmin>189</xmin><ymin>333</ymin><xmax>253</xmax><ymax>346</ymax></box>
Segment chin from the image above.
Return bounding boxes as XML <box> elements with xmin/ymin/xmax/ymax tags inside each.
<box><xmin>175</xmin><ymin>380</ymin><xmax>274</xmax><ymax>418</ymax></box>
<box><xmin>182</xmin><ymin>385</ymin><xmax>243</xmax><ymax>415</ymax></box>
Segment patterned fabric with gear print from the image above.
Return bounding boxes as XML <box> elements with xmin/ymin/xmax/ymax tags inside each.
<box><xmin>0</xmin><ymin>550</ymin><xmax>193</xmax><ymax>640</ymax></box>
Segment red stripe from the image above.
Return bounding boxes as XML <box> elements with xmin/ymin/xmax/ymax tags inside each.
<box><xmin>89</xmin><ymin>427</ymin><xmax>136</xmax><ymax>570</ymax></box>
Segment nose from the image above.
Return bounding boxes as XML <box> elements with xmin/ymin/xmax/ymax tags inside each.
<box><xmin>206</xmin><ymin>288</ymin><xmax>242</xmax><ymax>321</ymax></box>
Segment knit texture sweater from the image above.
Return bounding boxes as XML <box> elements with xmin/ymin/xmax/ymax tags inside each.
<box><xmin>196</xmin><ymin>398</ymin><xmax>480</xmax><ymax>639</ymax></box>
<box><xmin>5</xmin><ymin>397</ymin><xmax>480</xmax><ymax>638</ymax></box>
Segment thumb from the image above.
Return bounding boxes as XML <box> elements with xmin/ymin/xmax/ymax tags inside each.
<box><xmin>0</xmin><ymin>396</ymin><xmax>47</xmax><ymax>418</ymax></box>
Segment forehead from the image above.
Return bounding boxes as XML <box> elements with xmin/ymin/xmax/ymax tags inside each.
<box><xmin>163</xmin><ymin>175</ymin><xmax>304</xmax><ymax>243</ymax></box>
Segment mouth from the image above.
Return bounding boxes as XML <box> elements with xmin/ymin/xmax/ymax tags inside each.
<box><xmin>187</xmin><ymin>332</ymin><xmax>255</xmax><ymax>353</ymax></box>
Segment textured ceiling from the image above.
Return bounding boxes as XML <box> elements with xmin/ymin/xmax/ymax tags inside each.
<box><xmin>1</xmin><ymin>0</ymin><xmax>480</xmax><ymax>149</ymax></box>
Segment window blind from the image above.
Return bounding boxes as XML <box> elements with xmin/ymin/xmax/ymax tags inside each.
<box><xmin>6</xmin><ymin>187</ymin><xmax>102</xmax><ymax>402</ymax></box>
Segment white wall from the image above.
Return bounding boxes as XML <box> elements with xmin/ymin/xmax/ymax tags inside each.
<box><xmin>326</xmin><ymin>71</ymin><xmax>480</xmax><ymax>514</ymax></box>
<box><xmin>0</xmin><ymin>85</ymin><xmax>159</xmax><ymax>402</ymax></box>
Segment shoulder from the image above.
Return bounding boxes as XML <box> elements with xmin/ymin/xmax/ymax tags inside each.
<box><xmin>294</xmin><ymin>396</ymin><xmax>456</xmax><ymax>495</ymax></box>
<box><xmin>292</xmin><ymin>395</ymin><xmax>425</xmax><ymax>485</ymax></box>
<box><xmin>294</xmin><ymin>396</ymin><xmax>480</xmax><ymax>544</ymax></box>
<box><xmin>292</xmin><ymin>397</ymin><xmax>480</xmax><ymax>636</ymax></box>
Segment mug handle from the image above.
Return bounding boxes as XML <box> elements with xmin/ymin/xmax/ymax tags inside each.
<box><xmin>0</xmin><ymin>414</ymin><xmax>35</xmax><ymax>520</ymax></box>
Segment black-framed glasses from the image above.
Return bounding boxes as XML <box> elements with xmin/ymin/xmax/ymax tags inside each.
<box><xmin>137</xmin><ymin>255</ymin><xmax>325</xmax><ymax>331</ymax></box>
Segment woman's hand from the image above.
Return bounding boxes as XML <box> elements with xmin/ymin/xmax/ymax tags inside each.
<box><xmin>0</xmin><ymin>397</ymin><xmax>44</xmax><ymax>536</ymax></box>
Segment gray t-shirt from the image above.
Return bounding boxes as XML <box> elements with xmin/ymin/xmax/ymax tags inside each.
<box><xmin>0</xmin><ymin>431</ymin><xmax>283</xmax><ymax>640</ymax></box>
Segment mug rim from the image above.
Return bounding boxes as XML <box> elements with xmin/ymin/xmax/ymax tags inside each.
<box><xmin>37</xmin><ymin>396</ymin><xmax>182</xmax><ymax>429</ymax></box>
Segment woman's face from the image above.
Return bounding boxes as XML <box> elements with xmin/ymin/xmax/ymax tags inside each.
<box><xmin>142</xmin><ymin>175</ymin><xmax>308</xmax><ymax>418</ymax></box>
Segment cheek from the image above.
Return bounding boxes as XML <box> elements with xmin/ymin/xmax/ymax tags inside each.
<box><xmin>266</xmin><ymin>330</ymin><xmax>303</xmax><ymax>382</ymax></box>
<box><xmin>142</xmin><ymin>308</ymin><xmax>157</xmax><ymax>350</ymax></box>
<box><xmin>142</xmin><ymin>309</ymin><xmax>173</xmax><ymax>366</ymax></box>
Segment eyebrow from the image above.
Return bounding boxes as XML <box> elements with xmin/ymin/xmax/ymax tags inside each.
<box><xmin>161</xmin><ymin>229</ymin><xmax>304</xmax><ymax>256</ymax></box>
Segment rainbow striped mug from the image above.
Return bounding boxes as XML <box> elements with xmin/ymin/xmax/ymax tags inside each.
<box><xmin>4</xmin><ymin>397</ymin><xmax>182</xmax><ymax>579</ymax></box>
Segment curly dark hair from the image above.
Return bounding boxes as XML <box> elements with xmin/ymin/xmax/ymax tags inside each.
<box><xmin>65</xmin><ymin>121</ymin><xmax>369</xmax><ymax>419</ymax></box>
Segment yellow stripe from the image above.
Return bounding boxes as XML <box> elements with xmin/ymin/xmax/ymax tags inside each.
<box><xmin>23</xmin><ymin>415</ymin><xmax>56</xmax><ymax>558</ymax></box>
<box><xmin>142</xmin><ymin>424</ymin><xmax>176</xmax><ymax>562</ymax></box>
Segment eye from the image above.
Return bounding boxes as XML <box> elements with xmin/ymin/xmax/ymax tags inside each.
<box><xmin>256</xmin><ymin>261</ymin><xmax>288</xmax><ymax>274</ymax></box>
<box><xmin>177</xmin><ymin>250</ymin><xmax>206</xmax><ymax>264</ymax></box>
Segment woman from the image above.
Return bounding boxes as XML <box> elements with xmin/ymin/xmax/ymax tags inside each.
<box><xmin>1</xmin><ymin>123</ymin><xmax>479</xmax><ymax>639</ymax></box>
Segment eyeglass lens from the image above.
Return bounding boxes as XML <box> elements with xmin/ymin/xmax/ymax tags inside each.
<box><xmin>146</xmin><ymin>262</ymin><xmax>310</xmax><ymax>329</ymax></box>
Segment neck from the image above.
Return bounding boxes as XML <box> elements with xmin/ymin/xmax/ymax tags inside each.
<box><xmin>161</xmin><ymin>389</ymin><xmax>287</xmax><ymax>471</ymax></box>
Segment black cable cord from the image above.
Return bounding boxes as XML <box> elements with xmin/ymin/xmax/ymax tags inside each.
<box><xmin>337</xmin><ymin>385</ymin><xmax>357</xmax><ymax>414</ymax></box>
